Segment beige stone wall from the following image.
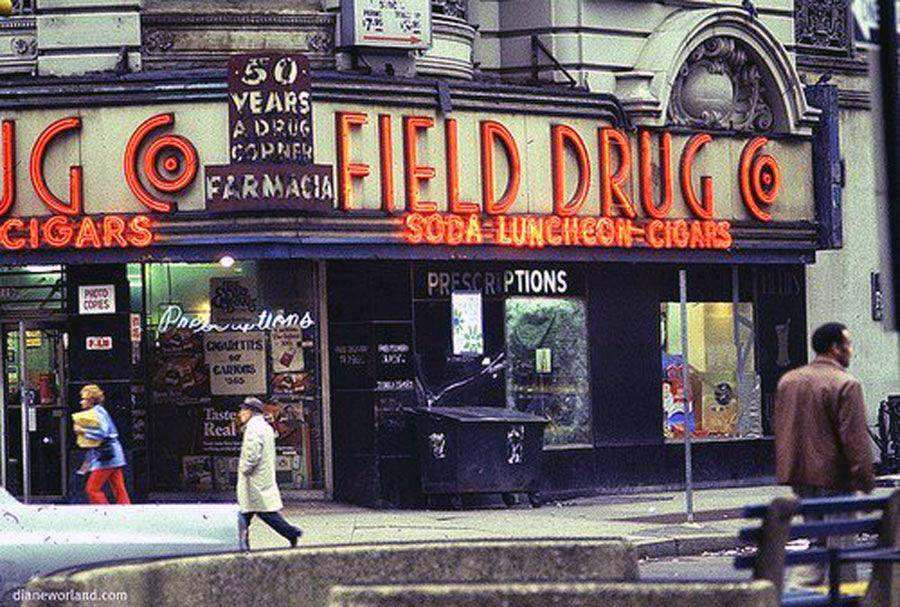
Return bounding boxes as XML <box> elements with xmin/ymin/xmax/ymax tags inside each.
<box><xmin>0</xmin><ymin>101</ymin><xmax>814</xmax><ymax>225</ymax></box>
<box><xmin>804</xmin><ymin>45</ymin><xmax>900</xmax><ymax>417</ymax></box>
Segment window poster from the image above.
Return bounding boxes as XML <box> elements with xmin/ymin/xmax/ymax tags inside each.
<box><xmin>271</xmin><ymin>327</ymin><xmax>305</xmax><ymax>373</ymax></box>
<box><xmin>204</xmin><ymin>330</ymin><xmax>267</xmax><ymax>395</ymax></box>
<box><xmin>451</xmin><ymin>291</ymin><xmax>484</xmax><ymax>356</ymax></box>
<box><xmin>210</xmin><ymin>277</ymin><xmax>259</xmax><ymax>323</ymax></box>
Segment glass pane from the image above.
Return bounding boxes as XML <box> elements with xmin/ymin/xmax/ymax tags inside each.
<box><xmin>661</xmin><ymin>302</ymin><xmax>761</xmax><ymax>440</ymax></box>
<box><xmin>505</xmin><ymin>297</ymin><xmax>591</xmax><ymax>447</ymax></box>
<box><xmin>144</xmin><ymin>260</ymin><xmax>323</xmax><ymax>492</ymax></box>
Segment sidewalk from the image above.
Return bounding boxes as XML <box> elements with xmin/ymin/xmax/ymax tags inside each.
<box><xmin>248</xmin><ymin>484</ymin><xmax>803</xmax><ymax>555</ymax></box>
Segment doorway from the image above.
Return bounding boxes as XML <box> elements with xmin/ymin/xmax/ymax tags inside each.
<box><xmin>1</xmin><ymin>322</ymin><xmax>68</xmax><ymax>500</ymax></box>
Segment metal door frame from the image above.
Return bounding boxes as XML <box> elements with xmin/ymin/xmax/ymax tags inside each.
<box><xmin>0</xmin><ymin>319</ymin><xmax>68</xmax><ymax>501</ymax></box>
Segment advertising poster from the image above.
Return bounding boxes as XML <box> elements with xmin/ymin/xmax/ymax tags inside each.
<box><xmin>210</xmin><ymin>277</ymin><xmax>259</xmax><ymax>324</ymax></box>
<box><xmin>451</xmin><ymin>291</ymin><xmax>484</xmax><ymax>356</ymax></box>
<box><xmin>271</xmin><ymin>327</ymin><xmax>305</xmax><ymax>373</ymax></box>
<box><xmin>201</xmin><ymin>402</ymin><xmax>242</xmax><ymax>453</ymax></box>
<box><xmin>151</xmin><ymin>329</ymin><xmax>208</xmax><ymax>402</ymax></box>
<box><xmin>204</xmin><ymin>330</ymin><xmax>267</xmax><ymax>395</ymax></box>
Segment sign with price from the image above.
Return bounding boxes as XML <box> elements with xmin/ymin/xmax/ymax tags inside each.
<box><xmin>342</xmin><ymin>0</ymin><xmax>431</xmax><ymax>50</ymax></box>
<box><xmin>205</xmin><ymin>331</ymin><xmax>267</xmax><ymax>396</ymax></box>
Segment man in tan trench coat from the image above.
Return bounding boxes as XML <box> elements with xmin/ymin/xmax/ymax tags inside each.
<box><xmin>774</xmin><ymin>322</ymin><xmax>874</xmax><ymax>585</ymax></box>
<box><xmin>237</xmin><ymin>397</ymin><xmax>303</xmax><ymax>548</ymax></box>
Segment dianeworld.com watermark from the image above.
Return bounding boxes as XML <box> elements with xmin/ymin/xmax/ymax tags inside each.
<box><xmin>9</xmin><ymin>587</ymin><xmax>129</xmax><ymax>604</ymax></box>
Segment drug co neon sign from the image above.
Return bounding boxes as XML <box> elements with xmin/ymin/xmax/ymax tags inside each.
<box><xmin>0</xmin><ymin>113</ymin><xmax>197</xmax><ymax>250</ymax></box>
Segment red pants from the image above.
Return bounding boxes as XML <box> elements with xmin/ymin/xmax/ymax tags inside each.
<box><xmin>85</xmin><ymin>467</ymin><xmax>131</xmax><ymax>505</ymax></box>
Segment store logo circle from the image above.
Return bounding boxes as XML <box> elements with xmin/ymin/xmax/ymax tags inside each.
<box><xmin>739</xmin><ymin>136</ymin><xmax>781</xmax><ymax>222</ymax></box>
<box><xmin>124</xmin><ymin>113</ymin><xmax>199</xmax><ymax>213</ymax></box>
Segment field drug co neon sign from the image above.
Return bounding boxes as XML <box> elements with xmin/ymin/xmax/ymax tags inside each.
<box><xmin>158</xmin><ymin>304</ymin><xmax>315</xmax><ymax>334</ymax></box>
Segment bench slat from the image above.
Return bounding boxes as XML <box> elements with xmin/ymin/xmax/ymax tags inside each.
<box><xmin>739</xmin><ymin>518</ymin><xmax>880</xmax><ymax>543</ymax></box>
<box><xmin>743</xmin><ymin>496</ymin><xmax>889</xmax><ymax>519</ymax></box>
<box><xmin>735</xmin><ymin>545</ymin><xmax>881</xmax><ymax>570</ymax></box>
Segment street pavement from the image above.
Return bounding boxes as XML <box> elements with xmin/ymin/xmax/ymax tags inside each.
<box><xmin>248</xmin><ymin>484</ymin><xmax>800</xmax><ymax>552</ymax></box>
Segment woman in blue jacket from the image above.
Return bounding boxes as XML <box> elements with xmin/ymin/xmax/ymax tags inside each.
<box><xmin>73</xmin><ymin>384</ymin><xmax>131</xmax><ymax>504</ymax></box>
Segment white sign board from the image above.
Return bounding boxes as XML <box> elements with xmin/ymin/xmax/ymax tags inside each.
<box><xmin>204</xmin><ymin>331</ymin><xmax>267</xmax><ymax>396</ymax></box>
<box><xmin>86</xmin><ymin>336</ymin><xmax>113</xmax><ymax>351</ymax></box>
<box><xmin>78</xmin><ymin>284</ymin><xmax>115</xmax><ymax>315</ymax></box>
<box><xmin>341</xmin><ymin>0</ymin><xmax>431</xmax><ymax>50</ymax></box>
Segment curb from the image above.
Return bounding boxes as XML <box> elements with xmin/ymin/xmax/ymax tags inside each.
<box><xmin>633</xmin><ymin>535</ymin><xmax>739</xmax><ymax>559</ymax></box>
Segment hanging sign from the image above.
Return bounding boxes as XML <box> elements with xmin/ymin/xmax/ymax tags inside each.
<box><xmin>78</xmin><ymin>284</ymin><xmax>115</xmax><ymax>315</ymax></box>
<box><xmin>341</xmin><ymin>0</ymin><xmax>431</xmax><ymax>49</ymax></box>
<box><xmin>204</xmin><ymin>52</ymin><xmax>335</xmax><ymax>214</ymax></box>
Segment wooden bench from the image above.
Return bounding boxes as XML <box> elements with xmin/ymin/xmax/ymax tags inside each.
<box><xmin>735</xmin><ymin>490</ymin><xmax>900</xmax><ymax>606</ymax></box>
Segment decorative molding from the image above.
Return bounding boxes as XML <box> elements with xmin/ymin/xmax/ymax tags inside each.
<box><xmin>432</xmin><ymin>0</ymin><xmax>467</xmax><ymax>21</ymax></box>
<box><xmin>794</xmin><ymin>0</ymin><xmax>852</xmax><ymax>55</ymax></box>
<box><xmin>11</xmin><ymin>36</ymin><xmax>36</xmax><ymax>56</ymax></box>
<box><xmin>667</xmin><ymin>36</ymin><xmax>776</xmax><ymax>132</ymax></box>
<box><xmin>306</xmin><ymin>30</ymin><xmax>333</xmax><ymax>54</ymax></box>
<box><xmin>142</xmin><ymin>12</ymin><xmax>333</xmax><ymax>29</ymax></box>
<box><xmin>142</xmin><ymin>29</ymin><xmax>175</xmax><ymax>54</ymax></box>
<box><xmin>13</xmin><ymin>0</ymin><xmax>34</xmax><ymax>14</ymax></box>
<box><xmin>796</xmin><ymin>52</ymin><xmax>869</xmax><ymax>76</ymax></box>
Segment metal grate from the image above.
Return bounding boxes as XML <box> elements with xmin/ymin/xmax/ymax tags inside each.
<box><xmin>0</xmin><ymin>266</ymin><xmax>66</xmax><ymax>313</ymax></box>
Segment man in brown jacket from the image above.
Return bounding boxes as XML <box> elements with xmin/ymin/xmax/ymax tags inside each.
<box><xmin>774</xmin><ymin>322</ymin><xmax>874</xmax><ymax>495</ymax></box>
<box><xmin>774</xmin><ymin>322</ymin><xmax>874</xmax><ymax>586</ymax></box>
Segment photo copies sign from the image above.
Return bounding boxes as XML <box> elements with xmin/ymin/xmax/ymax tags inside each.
<box><xmin>78</xmin><ymin>284</ymin><xmax>115</xmax><ymax>315</ymax></box>
<box><xmin>341</xmin><ymin>0</ymin><xmax>431</xmax><ymax>50</ymax></box>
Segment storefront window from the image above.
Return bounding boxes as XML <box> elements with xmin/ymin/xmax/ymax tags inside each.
<box><xmin>505</xmin><ymin>297</ymin><xmax>592</xmax><ymax>447</ymax></box>
<box><xmin>661</xmin><ymin>302</ymin><xmax>761</xmax><ymax>440</ymax></box>
<box><xmin>144</xmin><ymin>260</ymin><xmax>323</xmax><ymax>492</ymax></box>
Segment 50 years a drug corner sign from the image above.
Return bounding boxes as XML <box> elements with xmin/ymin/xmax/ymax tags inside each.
<box><xmin>0</xmin><ymin>54</ymin><xmax>813</xmax><ymax>254</ymax></box>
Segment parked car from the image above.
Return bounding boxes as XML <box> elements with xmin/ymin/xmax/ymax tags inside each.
<box><xmin>0</xmin><ymin>487</ymin><xmax>247</xmax><ymax>604</ymax></box>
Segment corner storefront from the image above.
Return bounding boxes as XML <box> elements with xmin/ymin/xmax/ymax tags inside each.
<box><xmin>0</xmin><ymin>32</ymin><xmax>837</xmax><ymax>505</ymax></box>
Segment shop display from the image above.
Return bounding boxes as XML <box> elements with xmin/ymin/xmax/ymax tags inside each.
<box><xmin>182</xmin><ymin>455</ymin><xmax>214</xmax><ymax>491</ymax></box>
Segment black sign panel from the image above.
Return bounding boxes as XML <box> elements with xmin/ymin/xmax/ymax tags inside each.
<box><xmin>205</xmin><ymin>163</ymin><xmax>335</xmax><ymax>213</ymax></box>
<box><xmin>413</xmin><ymin>263</ymin><xmax>586</xmax><ymax>300</ymax></box>
<box><xmin>228</xmin><ymin>53</ymin><xmax>314</xmax><ymax>165</ymax></box>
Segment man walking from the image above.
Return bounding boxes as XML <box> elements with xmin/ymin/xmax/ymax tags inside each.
<box><xmin>237</xmin><ymin>397</ymin><xmax>303</xmax><ymax>548</ymax></box>
<box><xmin>774</xmin><ymin>322</ymin><xmax>874</xmax><ymax>584</ymax></box>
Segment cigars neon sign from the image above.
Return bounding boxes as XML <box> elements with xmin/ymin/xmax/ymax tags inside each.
<box><xmin>0</xmin><ymin>113</ymin><xmax>196</xmax><ymax>251</ymax></box>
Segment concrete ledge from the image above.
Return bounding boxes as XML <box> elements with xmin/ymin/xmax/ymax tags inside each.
<box><xmin>634</xmin><ymin>535</ymin><xmax>739</xmax><ymax>559</ymax></box>
<box><xmin>327</xmin><ymin>580</ymin><xmax>780</xmax><ymax>607</ymax></box>
<box><xmin>25</xmin><ymin>538</ymin><xmax>637</xmax><ymax>607</ymax></box>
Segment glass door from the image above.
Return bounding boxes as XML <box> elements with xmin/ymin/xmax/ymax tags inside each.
<box><xmin>1</xmin><ymin>322</ymin><xmax>68</xmax><ymax>500</ymax></box>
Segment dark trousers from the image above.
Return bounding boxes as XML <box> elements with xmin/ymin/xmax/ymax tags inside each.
<box><xmin>241</xmin><ymin>511</ymin><xmax>301</xmax><ymax>546</ymax></box>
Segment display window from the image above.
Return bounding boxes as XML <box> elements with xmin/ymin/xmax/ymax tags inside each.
<box><xmin>142</xmin><ymin>260</ymin><xmax>323</xmax><ymax>492</ymax></box>
<box><xmin>660</xmin><ymin>301</ymin><xmax>761</xmax><ymax>440</ymax></box>
<box><xmin>504</xmin><ymin>297</ymin><xmax>592</xmax><ymax>447</ymax></box>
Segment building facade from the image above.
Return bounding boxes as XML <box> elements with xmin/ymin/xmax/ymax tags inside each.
<box><xmin>0</xmin><ymin>0</ymin><xmax>890</xmax><ymax>507</ymax></box>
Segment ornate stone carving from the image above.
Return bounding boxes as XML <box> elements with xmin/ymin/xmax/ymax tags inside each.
<box><xmin>11</xmin><ymin>36</ymin><xmax>36</xmax><ymax>56</ymax></box>
<box><xmin>432</xmin><ymin>0</ymin><xmax>467</xmax><ymax>20</ymax></box>
<box><xmin>306</xmin><ymin>30</ymin><xmax>332</xmax><ymax>53</ymax></box>
<box><xmin>668</xmin><ymin>37</ymin><xmax>775</xmax><ymax>132</ymax></box>
<box><xmin>143</xmin><ymin>29</ymin><xmax>175</xmax><ymax>53</ymax></box>
<box><xmin>12</xmin><ymin>0</ymin><xmax>33</xmax><ymax>14</ymax></box>
<box><xmin>794</xmin><ymin>0</ymin><xmax>851</xmax><ymax>54</ymax></box>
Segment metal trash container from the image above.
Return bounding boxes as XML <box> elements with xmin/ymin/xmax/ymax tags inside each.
<box><xmin>412</xmin><ymin>406</ymin><xmax>548</xmax><ymax>508</ymax></box>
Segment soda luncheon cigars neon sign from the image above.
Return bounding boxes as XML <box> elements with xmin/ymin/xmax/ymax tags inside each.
<box><xmin>363</xmin><ymin>122</ymin><xmax>785</xmax><ymax>251</ymax></box>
